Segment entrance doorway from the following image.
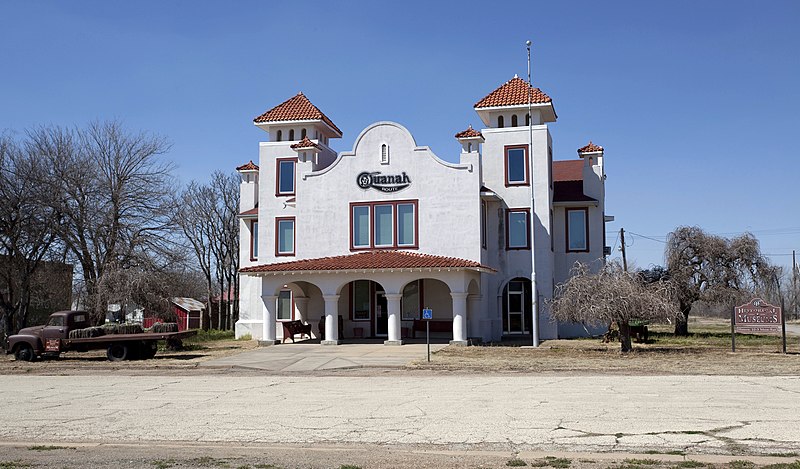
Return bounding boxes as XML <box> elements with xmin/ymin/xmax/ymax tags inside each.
<box><xmin>375</xmin><ymin>290</ymin><xmax>388</xmax><ymax>337</ymax></box>
<box><xmin>502</xmin><ymin>278</ymin><xmax>531</xmax><ymax>334</ymax></box>
<box><xmin>349</xmin><ymin>280</ymin><xmax>388</xmax><ymax>338</ymax></box>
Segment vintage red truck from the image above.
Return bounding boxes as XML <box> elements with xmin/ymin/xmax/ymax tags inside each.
<box><xmin>5</xmin><ymin>310</ymin><xmax>197</xmax><ymax>362</ymax></box>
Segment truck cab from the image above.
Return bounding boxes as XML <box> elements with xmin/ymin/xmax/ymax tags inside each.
<box><xmin>40</xmin><ymin>311</ymin><xmax>89</xmax><ymax>352</ymax></box>
<box><xmin>6</xmin><ymin>311</ymin><xmax>89</xmax><ymax>360</ymax></box>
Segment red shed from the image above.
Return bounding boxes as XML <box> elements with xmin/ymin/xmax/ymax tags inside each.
<box><xmin>144</xmin><ymin>297</ymin><xmax>204</xmax><ymax>331</ymax></box>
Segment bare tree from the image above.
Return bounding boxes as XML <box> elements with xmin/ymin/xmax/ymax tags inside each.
<box><xmin>176</xmin><ymin>171</ymin><xmax>239</xmax><ymax>330</ymax></box>
<box><xmin>0</xmin><ymin>134</ymin><xmax>63</xmax><ymax>341</ymax></box>
<box><xmin>665</xmin><ymin>226</ymin><xmax>779</xmax><ymax>335</ymax></box>
<box><xmin>177</xmin><ymin>183</ymin><xmax>215</xmax><ymax>329</ymax></box>
<box><xmin>550</xmin><ymin>261</ymin><xmax>678</xmax><ymax>352</ymax></box>
<box><xmin>30</xmin><ymin>121</ymin><xmax>175</xmax><ymax>324</ymax></box>
<box><xmin>209</xmin><ymin>171</ymin><xmax>239</xmax><ymax>330</ymax></box>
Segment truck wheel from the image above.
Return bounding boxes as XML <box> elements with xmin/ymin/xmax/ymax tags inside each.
<box><xmin>141</xmin><ymin>341</ymin><xmax>158</xmax><ymax>359</ymax></box>
<box><xmin>14</xmin><ymin>344</ymin><xmax>35</xmax><ymax>362</ymax></box>
<box><xmin>166</xmin><ymin>338</ymin><xmax>183</xmax><ymax>351</ymax></box>
<box><xmin>107</xmin><ymin>343</ymin><xmax>129</xmax><ymax>361</ymax></box>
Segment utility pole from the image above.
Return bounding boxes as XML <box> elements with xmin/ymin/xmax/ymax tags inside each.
<box><xmin>620</xmin><ymin>228</ymin><xmax>628</xmax><ymax>272</ymax></box>
<box><xmin>793</xmin><ymin>250</ymin><xmax>798</xmax><ymax>320</ymax></box>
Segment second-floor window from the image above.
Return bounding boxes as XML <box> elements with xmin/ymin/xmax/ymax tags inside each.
<box><xmin>506</xmin><ymin>208</ymin><xmax>530</xmax><ymax>250</ymax></box>
<box><xmin>480</xmin><ymin>200</ymin><xmax>487</xmax><ymax>249</ymax></box>
<box><xmin>276</xmin><ymin>158</ymin><xmax>296</xmax><ymax>196</ymax></box>
<box><xmin>250</xmin><ymin>221</ymin><xmax>259</xmax><ymax>260</ymax></box>
<box><xmin>505</xmin><ymin>145</ymin><xmax>529</xmax><ymax>186</ymax></box>
<box><xmin>566</xmin><ymin>208</ymin><xmax>589</xmax><ymax>252</ymax></box>
<box><xmin>276</xmin><ymin>217</ymin><xmax>295</xmax><ymax>256</ymax></box>
<box><xmin>351</xmin><ymin>200</ymin><xmax>418</xmax><ymax>250</ymax></box>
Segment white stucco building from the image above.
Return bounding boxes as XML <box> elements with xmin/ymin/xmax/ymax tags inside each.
<box><xmin>235</xmin><ymin>76</ymin><xmax>610</xmax><ymax>345</ymax></box>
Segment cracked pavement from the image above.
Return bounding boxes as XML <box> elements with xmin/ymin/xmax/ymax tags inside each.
<box><xmin>1</xmin><ymin>374</ymin><xmax>799</xmax><ymax>455</ymax></box>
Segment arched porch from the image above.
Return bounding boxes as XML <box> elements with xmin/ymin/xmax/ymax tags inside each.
<box><xmin>238</xmin><ymin>251</ymin><xmax>495</xmax><ymax>346</ymax></box>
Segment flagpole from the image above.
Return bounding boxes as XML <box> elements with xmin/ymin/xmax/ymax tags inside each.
<box><xmin>527</xmin><ymin>40</ymin><xmax>540</xmax><ymax>347</ymax></box>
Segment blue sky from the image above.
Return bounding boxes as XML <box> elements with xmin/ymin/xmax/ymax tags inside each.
<box><xmin>2</xmin><ymin>1</ymin><xmax>798</xmax><ymax>274</ymax></box>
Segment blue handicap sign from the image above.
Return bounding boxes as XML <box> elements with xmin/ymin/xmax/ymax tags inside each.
<box><xmin>422</xmin><ymin>308</ymin><xmax>433</xmax><ymax>320</ymax></box>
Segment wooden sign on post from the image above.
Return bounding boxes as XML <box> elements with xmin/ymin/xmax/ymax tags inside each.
<box><xmin>731</xmin><ymin>298</ymin><xmax>785</xmax><ymax>353</ymax></box>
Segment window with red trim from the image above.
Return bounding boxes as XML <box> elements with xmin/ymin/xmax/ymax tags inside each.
<box><xmin>250</xmin><ymin>221</ymin><xmax>259</xmax><ymax>260</ymax></box>
<box><xmin>277</xmin><ymin>290</ymin><xmax>293</xmax><ymax>321</ymax></box>
<box><xmin>566</xmin><ymin>208</ymin><xmax>589</xmax><ymax>252</ymax></box>
<box><xmin>505</xmin><ymin>145</ymin><xmax>529</xmax><ymax>186</ymax></box>
<box><xmin>350</xmin><ymin>200</ymin><xmax>418</xmax><ymax>250</ymax></box>
<box><xmin>276</xmin><ymin>158</ymin><xmax>296</xmax><ymax>196</ymax></box>
<box><xmin>506</xmin><ymin>208</ymin><xmax>530</xmax><ymax>250</ymax></box>
<box><xmin>480</xmin><ymin>200</ymin><xmax>487</xmax><ymax>249</ymax></box>
<box><xmin>275</xmin><ymin>217</ymin><xmax>295</xmax><ymax>256</ymax></box>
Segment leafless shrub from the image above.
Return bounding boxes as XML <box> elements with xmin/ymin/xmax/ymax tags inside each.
<box><xmin>550</xmin><ymin>261</ymin><xmax>678</xmax><ymax>352</ymax></box>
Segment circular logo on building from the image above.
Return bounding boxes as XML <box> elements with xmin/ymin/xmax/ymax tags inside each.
<box><xmin>357</xmin><ymin>172</ymin><xmax>372</xmax><ymax>189</ymax></box>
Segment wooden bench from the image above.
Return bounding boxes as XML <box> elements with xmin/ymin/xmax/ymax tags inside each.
<box><xmin>282</xmin><ymin>320</ymin><xmax>312</xmax><ymax>343</ymax></box>
<box><xmin>412</xmin><ymin>319</ymin><xmax>452</xmax><ymax>338</ymax></box>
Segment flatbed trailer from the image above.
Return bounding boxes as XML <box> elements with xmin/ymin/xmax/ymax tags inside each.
<box><xmin>6</xmin><ymin>310</ymin><xmax>198</xmax><ymax>362</ymax></box>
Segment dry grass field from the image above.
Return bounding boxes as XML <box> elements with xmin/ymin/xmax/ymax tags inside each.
<box><xmin>409</xmin><ymin>317</ymin><xmax>800</xmax><ymax>375</ymax></box>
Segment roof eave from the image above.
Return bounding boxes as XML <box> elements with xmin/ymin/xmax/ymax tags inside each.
<box><xmin>253</xmin><ymin>119</ymin><xmax>343</xmax><ymax>138</ymax></box>
<box><xmin>240</xmin><ymin>265</ymin><xmax>496</xmax><ymax>276</ymax></box>
<box><xmin>553</xmin><ymin>199</ymin><xmax>599</xmax><ymax>207</ymax></box>
<box><xmin>474</xmin><ymin>102</ymin><xmax>557</xmax><ymax>126</ymax></box>
<box><xmin>456</xmin><ymin>135</ymin><xmax>485</xmax><ymax>143</ymax></box>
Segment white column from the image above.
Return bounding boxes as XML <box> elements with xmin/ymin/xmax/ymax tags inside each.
<box><xmin>294</xmin><ymin>297</ymin><xmax>309</xmax><ymax>323</ymax></box>
<box><xmin>384</xmin><ymin>293</ymin><xmax>403</xmax><ymax>346</ymax></box>
<box><xmin>450</xmin><ymin>292</ymin><xmax>469</xmax><ymax>346</ymax></box>
<box><xmin>260</xmin><ymin>294</ymin><xmax>278</xmax><ymax>345</ymax></box>
<box><xmin>468</xmin><ymin>294</ymin><xmax>482</xmax><ymax>340</ymax></box>
<box><xmin>322</xmin><ymin>294</ymin><xmax>340</xmax><ymax>345</ymax></box>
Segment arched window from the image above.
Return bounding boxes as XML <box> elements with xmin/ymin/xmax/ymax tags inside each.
<box><xmin>525</xmin><ymin>113</ymin><xmax>530</xmax><ymax>126</ymax></box>
<box><xmin>289</xmin><ymin>129</ymin><xmax>295</xmax><ymax>141</ymax></box>
<box><xmin>276</xmin><ymin>130</ymin><xmax>282</xmax><ymax>142</ymax></box>
<box><xmin>498</xmin><ymin>115</ymin><xmax>504</xmax><ymax>128</ymax></box>
<box><xmin>467</xmin><ymin>142</ymin><xmax>473</xmax><ymax>152</ymax></box>
<box><xmin>511</xmin><ymin>114</ymin><xmax>518</xmax><ymax>127</ymax></box>
<box><xmin>301</xmin><ymin>128</ymin><xmax>307</xmax><ymax>139</ymax></box>
<box><xmin>381</xmin><ymin>144</ymin><xmax>389</xmax><ymax>164</ymax></box>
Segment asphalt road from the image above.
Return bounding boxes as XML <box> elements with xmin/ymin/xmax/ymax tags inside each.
<box><xmin>2</xmin><ymin>374</ymin><xmax>799</xmax><ymax>456</ymax></box>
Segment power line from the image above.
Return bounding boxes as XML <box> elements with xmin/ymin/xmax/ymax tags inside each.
<box><xmin>627</xmin><ymin>231</ymin><xmax>667</xmax><ymax>244</ymax></box>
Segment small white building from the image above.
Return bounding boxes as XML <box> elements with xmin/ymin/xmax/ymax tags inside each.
<box><xmin>236</xmin><ymin>76</ymin><xmax>610</xmax><ymax>344</ymax></box>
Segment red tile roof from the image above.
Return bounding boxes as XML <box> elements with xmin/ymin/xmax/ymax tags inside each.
<box><xmin>253</xmin><ymin>92</ymin><xmax>342</xmax><ymax>136</ymax></box>
<box><xmin>240</xmin><ymin>250</ymin><xmax>495</xmax><ymax>273</ymax></box>
<box><xmin>239</xmin><ymin>207</ymin><xmax>258</xmax><ymax>217</ymax></box>
<box><xmin>553</xmin><ymin>180</ymin><xmax>597</xmax><ymax>203</ymax></box>
<box><xmin>474</xmin><ymin>76</ymin><xmax>552</xmax><ymax>108</ymax></box>
<box><xmin>578</xmin><ymin>141</ymin><xmax>604</xmax><ymax>153</ymax></box>
<box><xmin>236</xmin><ymin>160</ymin><xmax>259</xmax><ymax>171</ymax></box>
<box><xmin>454</xmin><ymin>125</ymin><xmax>483</xmax><ymax>139</ymax></box>
<box><xmin>553</xmin><ymin>160</ymin><xmax>584</xmax><ymax>182</ymax></box>
<box><xmin>290</xmin><ymin>136</ymin><xmax>320</xmax><ymax>150</ymax></box>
